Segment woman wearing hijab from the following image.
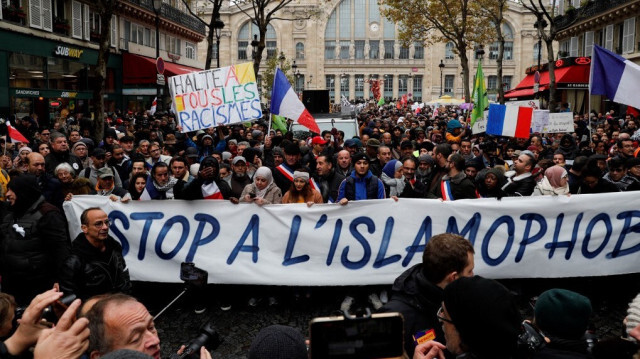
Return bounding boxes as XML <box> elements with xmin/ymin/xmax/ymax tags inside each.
<box><xmin>282</xmin><ymin>171</ymin><xmax>323</xmax><ymax>206</ymax></box>
<box><xmin>380</xmin><ymin>159</ymin><xmax>405</xmax><ymax>197</ymax></box>
<box><xmin>477</xmin><ymin>167</ymin><xmax>507</xmax><ymax>199</ymax></box>
<box><xmin>240</xmin><ymin>166</ymin><xmax>282</xmax><ymax>205</ymax></box>
<box><xmin>532</xmin><ymin>165</ymin><xmax>570</xmax><ymax>196</ymax></box>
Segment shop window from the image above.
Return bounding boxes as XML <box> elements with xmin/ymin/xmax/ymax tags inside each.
<box><xmin>9</xmin><ymin>53</ymin><xmax>46</xmax><ymax>89</ymax></box>
<box><xmin>48</xmin><ymin>57</ymin><xmax>87</xmax><ymax>90</ymax></box>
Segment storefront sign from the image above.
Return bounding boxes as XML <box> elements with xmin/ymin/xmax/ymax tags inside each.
<box><xmin>60</xmin><ymin>92</ymin><xmax>78</xmax><ymax>98</ymax></box>
<box><xmin>11</xmin><ymin>88</ymin><xmax>92</xmax><ymax>99</ymax></box>
<box><xmin>54</xmin><ymin>45</ymin><xmax>84</xmax><ymax>59</ymax></box>
<box><xmin>558</xmin><ymin>83</ymin><xmax>589</xmax><ymax>89</ymax></box>
<box><xmin>15</xmin><ymin>89</ymin><xmax>40</xmax><ymax>96</ymax></box>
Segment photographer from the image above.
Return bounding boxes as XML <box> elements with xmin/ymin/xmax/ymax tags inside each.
<box><xmin>1</xmin><ymin>287</ymin><xmax>89</xmax><ymax>359</ymax></box>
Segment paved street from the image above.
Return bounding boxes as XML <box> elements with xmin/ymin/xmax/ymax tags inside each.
<box><xmin>132</xmin><ymin>274</ymin><xmax>640</xmax><ymax>358</ymax></box>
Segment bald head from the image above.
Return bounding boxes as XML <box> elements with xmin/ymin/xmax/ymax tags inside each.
<box><xmin>26</xmin><ymin>152</ymin><xmax>46</xmax><ymax>176</ymax></box>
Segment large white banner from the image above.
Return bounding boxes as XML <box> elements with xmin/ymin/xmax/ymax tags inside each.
<box><xmin>64</xmin><ymin>193</ymin><xmax>640</xmax><ymax>285</ymax></box>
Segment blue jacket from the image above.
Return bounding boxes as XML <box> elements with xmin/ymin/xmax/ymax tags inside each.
<box><xmin>337</xmin><ymin>170</ymin><xmax>385</xmax><ymax>201</ymax></box>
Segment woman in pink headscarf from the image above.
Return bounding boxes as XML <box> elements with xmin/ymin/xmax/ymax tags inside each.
<box><xmin>532</xmin><ymin>165</ymin><xmax>570</xmax><ymax>196</ymax></box>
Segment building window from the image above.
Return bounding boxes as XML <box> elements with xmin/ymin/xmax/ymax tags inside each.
<box><xmin>340</xmin><ymin>40</ymin><xmax>350</xmax><ymax>59</ymax></box>
<box><xmin>266</xmin><ymin>40</ymin><xmax>277</xmax><ymax>59</ymax></box>
<box><xmin>325</xmin><ymin>41</ymin><xmax>336</xmax><ymax>59</ymax></box>
<box><xmin>384</xmin><ymin>75</ymin><xmax>393</xmax><ymax>99</ymax></box>
<box><xmin>29</xmin><ymin>0</ymin><xmax>53</xmax><ymax>31</ymax></box>
<box><xmin>295</xmin><ymin>75</ymin><xmax>304</xmax><ymax>93</ymax></box>
<box><xmin>623</xmin><ymin>17</ymin><xmax>636</xmax><ymax>54</ymax></box>
<box><xmin>326</xmin><ymin>75</ymin><xmax>335</xmax><ymax>101</ymax></box>
<box><xmin>210</xmin><ymin>42</ymin><xmax>218</xmax><ymax>61</ymax></box>
<box><xmin>237</xmin><ymin>22</ymin><xmax>276</xmax><ymax>61</ymax></box>
<box><xmin>398</xmin><ymin>75</ymin><xmax>408</xmax><ymax>94</ymax></box>
<box><xmin>488</xmin><ymin>24</ymin><xmax>514</xmax><ymax>60</ymax></box>
<box><xmin>399</xmin><ymin>46</ymin><xmax>409</xmax><ymax>59</ymax></box>
<box><xmin>355</xmin><ymin>40</ymin><xmax>365</xmax><ymax>59</ymax></box>
<box><xmin>414</xmin><ymin>42</ymin><xmax>424</xmax><ymax>59</ymax></box>
<box><xmin>444</xmin><ymin>75</ymin><xmax>454</xmax><ymax>94</ymax></box>
<box><xmin>296</xmin><ymin>42</ymin><xmax>305</xmax><ymax>59</ymax></box>
<box><xmin>445</xmin><ymin>42</ymin><xmax>455</xmax><ymax>59</ymax></box>
<box><xmin>503</xmin><ymin>76</ymin><xmax>512</xmax><ymax>91</ymax></box>
<box><xmin>340</xmin><ymin>74</ymin><xmax>349</xmax><ymax>99</ymax></box>
<box><xmin>533</xmin><ymin>43</ymin><xmax>541</xmax><ymax>62</ymax></box>
<box><xmin>166</xmin><ymin>35</ymin><xmax>181</xmax><ymax>55</ymax></box>
<box><xmin>185</xmin><ymin>42</ymin><xmax>196</xmax><ymax>60</ymax></box>
<box><xmin>355</xmin><ymin>74</ymin><xmax>364</xmax><ymax>99</ymax></box>
<box><xmin>413</xmin><ymin>75</ymin><xmax>422</xmax><ymax>101</ymax></box>
<box><xmin>384</xmin><ymin>40</ymin><xmax>394</xmax><ymax>59</ymax></box>
<box><xmin>487</xmin><ymin>75</ymin><xmax>498</xmax><ymax>90</ymax></box>
<box><xmin>369</xmin><ymin>40</ymin><xmax>379</xmax><ymax>59</ymax></box>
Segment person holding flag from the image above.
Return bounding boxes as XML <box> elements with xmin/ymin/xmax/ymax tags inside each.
<box><xmin>471</xmin><ymin>59</ymin><xmax>489</xmax><ymax>129</ymax></box>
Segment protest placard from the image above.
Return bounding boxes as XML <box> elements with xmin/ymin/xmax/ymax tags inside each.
<box><xmin>543</xmin><ymin>112</ymin><xmax>575</xmax><ymax>133</ymax></box>
<box><xmin>65</xmin><ymin>193</ymin><xmax>640</xmax><ymax>285</ymax></box>
<box><xmin>532</xmin><ymin>110</ymin><xmax>550</xmax><ymax>133</ymax></box>
<box><xmin>168</xmin><ymin>63</ymin><xmax>262</xmax><ymax>132</ymax></box>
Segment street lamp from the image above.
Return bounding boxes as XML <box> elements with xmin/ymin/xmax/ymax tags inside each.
<box><xmin>439</xmin><ymin>59</ymin><xmax>445</xmax><ymax>97</ymax></box>
<box><xmin>533</xmin><ymin>16</ymin><xmax>548</xmax><ymax>70</ymax></box>
<box><xmin>152</xmin><ymin>0</ymin><xmax>162</xmax><ymax>113</ymax></box>
<box><xmin>213</xmin><ymin>17</ymin><xmax>224</xmax><ymax>68</ymax></box>
<box><xmin>278</xmin><ymin>51</ymin><xmax>286</xmax><ymax>69</ymax></box>
<box><xmin>251</xmin><ymin>34</ymin><xmax>259</xmax><ymax>60</ymax></box>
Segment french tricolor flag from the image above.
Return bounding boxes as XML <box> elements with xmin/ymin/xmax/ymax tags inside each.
<box><xmin>7</xmin><ymin>123</ymin><xmax>29</xmax><ymax>143</ymax></box>
<box><xmin>270</xmin><ymin>68</ymin><xmax>320</xmax><ymax>133</ymax></box>
<box><xmin>590</xmin><ymin>44</ymin><xmax>640</xmax><ymax>109</ymax></box>
<box><xmin>486</xmin><ymin>104</ymin><xmax>532</xmax><ymax>139</ymax></box>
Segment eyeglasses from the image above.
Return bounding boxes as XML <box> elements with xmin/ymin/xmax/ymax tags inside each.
<box><xmin>437</xmin><ymin>306</ymin><xmax>453</xmax><ymax>324</ymax></box>
<box><xmin>90</xmin><ymin>220</ymin><xmax>110</xmax><ymax>228</ymax></box>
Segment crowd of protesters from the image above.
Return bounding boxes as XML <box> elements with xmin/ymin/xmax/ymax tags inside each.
<box><xmin>0</xmin><ymin>101</ymin><xmax>639</xmax><ymax>358</ymax></box>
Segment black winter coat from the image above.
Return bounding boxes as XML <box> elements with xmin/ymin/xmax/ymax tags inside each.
<box><xmin>0</xmin><ymin>197</ymin><xmax>70</xmax><ymax>305</ymax></box>
<box><xmin>377</xmin><ymin>264</ymin><xmax>450</xmax><ymax>358</ymax></box>
<box><xmin>503</xmin><ymin>173</ymin><xmax>537</xmax><ymax>196</ymax></box>
<box><xmin>59</xmin><ymin>233</ymin><xmax>131</xmax><ymax>300</ymax></box>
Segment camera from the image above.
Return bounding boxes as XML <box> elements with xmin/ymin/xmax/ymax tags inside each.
<box><xmin>170</xmin><ymin>321</ymin><xmax>220</xmax><ymax>359</ymax></box>
<box><xmin>15</xmin><ymin>294</ymin><xmax>77</xmax><ymax>325</ymax></box>
<box><xmin>517</xmin><ymin>321</ymin><xmax>546</xmax><ymax>353</ymax></box>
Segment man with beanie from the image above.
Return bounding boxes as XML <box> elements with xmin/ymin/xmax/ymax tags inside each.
<box><xmin>414</xmin><ymin>276</ymin><xmax>522</xmax><ymax>359</ymax></box>
<box><xmin>248</xmin><ymin>325</ymin><xmax>307</xmax><ymax>359</ymax></box>
<box><xmin>532</xmin><ymin>288</ymin><xmax>593</xmax><ymax>359</ymax></box>
<box><xmin>0</xmin><ymin>174</ymin><xmax>70</xmax><ymax>305</ymax></box>
<box><xmin>380</xmin><ymin>233</ymin><xmax>474</xmax><ymax>358</ymax></box>
<box><xmin>336</xmin><ymin>153</ymin><xmax>385</xmax><ymax>204</ymax></box>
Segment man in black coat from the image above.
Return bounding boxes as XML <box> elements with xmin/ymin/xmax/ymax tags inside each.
<box><xmin>0</xmin><ymin>174</ymin><xmax>70</xmax><ymax>305</ymax></box>
<box><xmin>502</xmin><ymin>151</ymin><xmax>537</xmax><ymax>196</ymax></box>
<box><xmin>59</xmin><ymin>207</ymin><xmax>131</xmax><ymax>300</ymax></box>
<box><xmin>44</xmin><ymin>132</ymin><xmax>83</xmax><ymax>175</ymax></box>
<box><xmin>313</xmin><ymin>154</ymin><xmax>344</xmax><ymax>203</ymax></box>
<box><xmin>378</xmin><ymin>233</ymin><xmax>475</xmax><ymax>358</ymax></box>
<box><xmin>182</xmin><ymin>156</ymin><xmax>232</xmax><ymax>200</ymax></box>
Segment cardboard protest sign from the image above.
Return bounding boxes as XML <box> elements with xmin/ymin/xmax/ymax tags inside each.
<box><xmin>168</xmin><ymin>63</ymin><xmax>262</xmax><ymax>132</ymax></box>
<box><xmin>543</xmin><ymin>112</ymin><xmax>574</xmax><ymax>133</ymax></box>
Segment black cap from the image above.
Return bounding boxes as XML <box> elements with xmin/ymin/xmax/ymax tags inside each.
<box><xmin>185</xmin><ymin>147</ymin><xmax>198</xmax><ymax>158</ymax></box>
<box><xmin>120</xmin><ymin>135</ymin><xmax>135</xmax><ymax>143</ymax></box>
<box><xmin>284</xmin><ymin>143</ymin><xmax>301</xmax><ymax>156</ymax></box>
<box><xmin>352</xmin><ymin>152</ymin><xmax>370</xmax><ymax>164</ymax></box>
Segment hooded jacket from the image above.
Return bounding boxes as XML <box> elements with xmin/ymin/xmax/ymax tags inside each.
<box><xmin>336</xmin><ymin>170</ymin><xmax>386</xmax><ymax>201</ymax></box>
<box><xmin>378</xmin><ymin>264</ymin><xmax>447</xmax><ymax>358</ymax></box>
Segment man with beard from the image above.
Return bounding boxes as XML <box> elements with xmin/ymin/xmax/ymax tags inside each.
<box><xmin>80</xmin><ymin>148</ymin><xmax>123</xmax><ymax>188</ymax></box>
<box><xmin>428</xmin><ymin>143</ymin><xmax>452</xmax><ymax>194</ymax></box>
<box><xmin>109</xmin><ymin>144</ymin><xmax>131</xmax><ymax>187</ymax></box>
<box><xmin>0</xmin><ymin>174</ymin><xmax>69</xmax><ymax>305</ymax></box>
<box><xmin>314</xmin><ymin>154</ymin><xmax>345</xmax><ymax>203</ymax></box>
<box><xmin>44</xmin><ymin>132</ymin><xmax>83</xmax><ymax>175</ymax></box>
<box><xmin>416</xmin><ymin>154</ymin><xmax>434</xmax><ymax>187</ymax></box>
<box><xmin>430</xmin><ymin>153</ymin><xmax>477</xmax><ymax>200</ymax></box>
<box><xmin>182</xmin><ymin>156</ymin><xmax>231</xmax><ymax>200</ymax></box>
<box><xmin>59</xmin><ymin>207</ymin><xmax>131</xmax><ymax>300</ymax></box>
<box><xmin>397</xmin><ymin>157</ymin><xmax>428</xmax><ymax>198</ymax></box>
<box><xmin>229</xmin><ymin>156</ymin><xmax>252</xmax><ymax>198</ymax></box>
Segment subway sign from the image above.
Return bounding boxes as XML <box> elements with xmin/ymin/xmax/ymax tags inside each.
<box><xmin>54</xmin><ymin>45</ymin><xmax>84</xmax><ymax>59</ymax></box>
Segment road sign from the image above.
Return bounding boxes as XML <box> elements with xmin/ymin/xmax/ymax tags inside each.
<box><xmin>533</xmin><ymin>83</ymin><xmax>539</xmax><ymax>93</ymax></box>
<box><xmin>157</xmin><ymin>74</ymin><xmax>165</xmax><ymax>85</ymax></box>
<box><xmin>156</xmin><ymin>57</ymin><xmax>165</xmax><ymax>74</ymax></box>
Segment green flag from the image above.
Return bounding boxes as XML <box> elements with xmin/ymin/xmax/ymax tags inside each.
<box><xmin>377</xmin><ymin>97</ymin><xmax>385</xmax><ymax>106</ymax></box>
<box><xmin>272</xmin><ymin>114</ymin><xmax>287</xmax><ymax>134</ymax></box>
<box><xmin>471</xmin><ymin>60</ymin><xmax>489</xmax><ymax>127</ymax></box>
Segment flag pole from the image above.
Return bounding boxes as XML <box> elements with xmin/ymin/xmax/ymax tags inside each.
<box><xmin>267</xmin><ymin>113</ymin><xmax>273</xmax><ymax>137</ymax></box>
<box><xmin>588</xmin><ymin>47</ymin><xmax>594</xmax><ymax>144</ymax></box>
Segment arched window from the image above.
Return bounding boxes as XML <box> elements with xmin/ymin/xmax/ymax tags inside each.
<box><xmin>237</xmin><ymin>22</ymin><xmax>277</xmax><ymax>60</ymax></box>
<box><xmin>296</xmin><ymin>42</ymin><xmax>305</xmax><ymax>59</ymax></box>
<box><xmin>489</xmin><ymin>23</ymin><xmax>514</xmax><ymax>60</ymax></box>
<box><xmin>445</xmin><ymin>42</ymin><xmax>455</xmax><ymax>59</ymax></box>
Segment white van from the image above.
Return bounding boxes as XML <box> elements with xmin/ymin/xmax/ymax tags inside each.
<box><xmin>289</xmin><ymin>117</ymin><xmax>359</xmax><ymax>141</ymax></box>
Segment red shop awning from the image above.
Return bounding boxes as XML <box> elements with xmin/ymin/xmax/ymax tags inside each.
<box><xmin>504</xmin><ymin>86</ymin><xmax>548</xmax><ymax>99</ymax></box>
<box><xmin>123</xmin><ymin>53</ymin><xmax>203</xmax><ymax>85</ymax></box>
<box><xmin>510</xmin><ymin>65</ymin><xmax>590</xmax><ymax>90</ymax></box>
